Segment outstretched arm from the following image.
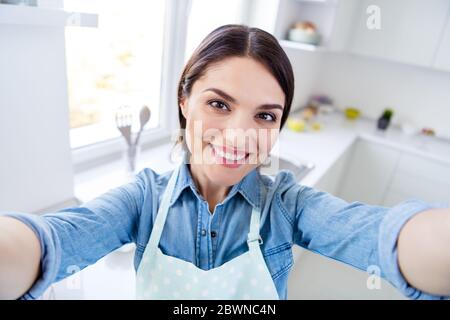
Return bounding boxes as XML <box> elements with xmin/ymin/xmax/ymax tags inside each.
<box><xmin>0</xmin><ymin>168</ymin><xmax>149</xmax><ymax>300</ymax></box>
<box><xmin>398</xmin><ymin>207</ymin><xmax>450</xmax><ymax>296</ymax></box>
<box><xmin>0</xmin><ymin>217</ymin><xmax>41</xmax><ymax>299</ymax></box>
<box><xmin>291</xmin><ymin>177</ymin><xmax>449</xmax><ymax>299</ymax></box>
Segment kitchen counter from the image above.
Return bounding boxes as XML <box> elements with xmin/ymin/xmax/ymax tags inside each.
<box><xmin>275</xmin><ymin>111</ymin><xmax>450</xmax><ymax>188</ymax></box>
<box><xmin>44</xmin><ymin>110</ymin><xmax>450</xmax><ymax>299</ymax></box>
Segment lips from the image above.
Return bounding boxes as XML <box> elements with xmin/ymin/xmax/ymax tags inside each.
<box><xmin>209</xmin><ymin>143</ymin><xmax>250</xmax><ymax>167</ymax></box>
<box><xmin>209</xmin><ymin>144</ymin><xmax>249</xmax><ymax>160</ymax></box>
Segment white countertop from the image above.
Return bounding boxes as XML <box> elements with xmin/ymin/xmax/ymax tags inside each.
<box><xmin>278</xmin><ymin>111</ymin><xmax>450</xmax><ymax>187</ymax></box>
<box><xmin>46</xmin><ymin>110</ymin><xmax>450</xmax><ymax>299</ymax></box>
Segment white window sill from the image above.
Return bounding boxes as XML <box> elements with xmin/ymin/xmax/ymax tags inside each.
<box><xmin>73</xmin><ymin>141</ymin><xmax>178</xmax><ymax>204</ymax></box>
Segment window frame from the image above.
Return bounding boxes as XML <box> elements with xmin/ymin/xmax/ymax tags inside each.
<box><xmin>71</xmin><ymin>0</ymin><xmax>192</xmax><ymax>172</ymax></box>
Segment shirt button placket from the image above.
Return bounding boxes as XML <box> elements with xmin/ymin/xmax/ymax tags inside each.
<box><xmin>209</xmin><ymin>205</ymin><xmax>222</xmax><ymax>269</ymax></box>
<box><xmin>199</xmin><ymin>202</ymin><xmax>211</xmax><ymax>270</ymax></box>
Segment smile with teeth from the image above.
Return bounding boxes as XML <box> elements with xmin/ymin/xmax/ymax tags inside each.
<box><xmin>209</xmin><ymin>144</ymin><xmax>249</xmax><ymax>162</ymax></box>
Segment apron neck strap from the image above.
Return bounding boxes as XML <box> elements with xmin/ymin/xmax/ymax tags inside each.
<box><xmin>147</xmin><ymin>164</ymin><xmax>180</xmax><ymax>249</ymax></box>
<box><xmin>247</xmin><ymin>206</ymin><xmax>263</xmax><ymax>247</ymax></box>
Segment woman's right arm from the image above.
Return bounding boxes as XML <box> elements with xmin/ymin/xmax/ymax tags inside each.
<box><xmin>0</xmin><ymin>216</ymin><xmax>41</xmax><ymax>299</ymax></box>
<box><xmin>0</xmin><ymin>168</ymin><xmax>150</xmax><ymax>300</ymax></box>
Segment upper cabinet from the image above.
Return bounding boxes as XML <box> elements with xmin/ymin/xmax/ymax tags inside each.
<box><xmin>273</xmin><ymin>0</ymin><xmax>347</xmax><ymax>51</ymax></box>
<box><xmin>348</xmin><ymin>0</ymin><xmax>450</xmax><ymax>68</ymax></box>
<box><xmin>267</xmin><ymin>0</ymin><xmax>450</xmax><ymax>72</ymax></box>
<box><xmin>433</xmin><ymin>7</ymin><xmax>450</xmax><ymax>72</ymax></box>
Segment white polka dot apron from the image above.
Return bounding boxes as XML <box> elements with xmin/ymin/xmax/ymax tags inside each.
<box><xmin>135</xmin><ymin>164</ymin><xmax>280</xmax><ymax>300</ymax></box>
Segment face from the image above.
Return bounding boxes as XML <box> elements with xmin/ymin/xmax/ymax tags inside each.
<box><xmin>179</xmin><ymin>56</ymin><xmax>285</xmax><ymax>186</ymax></box>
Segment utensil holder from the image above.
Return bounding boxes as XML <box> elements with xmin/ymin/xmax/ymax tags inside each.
<box><xmin>122</xmin><ymin>140</ymin><xmax>141</xmax><ymax>177</ymax></box>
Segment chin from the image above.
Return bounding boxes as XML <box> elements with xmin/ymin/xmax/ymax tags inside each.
<box><xmin>205</xmin><ymin>164</ymin><xmax>252</xmax><ymax>186</ymax></box>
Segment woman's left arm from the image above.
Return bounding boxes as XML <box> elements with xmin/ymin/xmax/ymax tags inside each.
<box><xmin>397</xmin><ymin>208</ymin><xmax>450</xmax><ymax>296</ymax></box>
<box><xmin>285</xmin><ymin>169</ymin><xmax>450</xmax><ymax>300</ymax></box>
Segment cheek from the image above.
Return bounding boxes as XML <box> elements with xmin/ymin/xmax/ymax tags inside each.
<box><xmin>256</xmin><ymin>129</ymin><xmax>279</xmax><ymax>157</ymax></box>
<box><xmin>186</xmin><ymin>106</ymin><xmax>224</xmax><ymax>142</ymax></box>
<box><xmin>184</xmin><ymin>106</ymin><xmax>218</xmax><ymax>153</ymax></box>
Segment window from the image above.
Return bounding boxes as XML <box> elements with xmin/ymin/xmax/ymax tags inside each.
<box><xmin>64</xmin><ymin>0</ymin><xmax>165</xmax><ymax>149</ymax></box>
<box><xmin>65</xmin><ymin>0</ymin><xmax>251</xmax><ymax>168</ymax></box>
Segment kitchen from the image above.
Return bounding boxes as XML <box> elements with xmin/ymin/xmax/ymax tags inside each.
<box><xmin>0</xmin><ymin>0</ymin><xmax>449</xmax><ymax>300</ymax></box>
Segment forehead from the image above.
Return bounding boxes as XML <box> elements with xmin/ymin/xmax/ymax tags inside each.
<box><xmin>192</xmin><ymin>56</ymin><xmax>285</xmax><ymax>106</ymax></box>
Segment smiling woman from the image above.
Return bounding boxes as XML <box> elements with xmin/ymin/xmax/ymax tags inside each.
<box><xmin>0</xmin><ymin>24</ymin><xmax>450</xmax><ymax>301</ymax></box>
<box><xmin>174</xmin><ymin>25</ymin><xmax>293</xmax><ymax>206</ymax></box>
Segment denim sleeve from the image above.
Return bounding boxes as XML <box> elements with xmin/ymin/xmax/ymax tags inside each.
<box><xmin>293</xmin><ymin>184</ymin><xmax>449</xmax><ymax>300</ymax></box>
<box><xmin>1</xmin><ymin>169</ymin><xmax>148</xmax><ymax>300</ymax></box>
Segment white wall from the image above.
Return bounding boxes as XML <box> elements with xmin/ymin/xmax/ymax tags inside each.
<box><xmin>283</xmin><ymin>48</ymin><xmax>323</xmax><ymax>112</ymax></box>
<box><xmin>316</xmin><ymin>52</ymin><xmax>450</xmax><ymax>134</ymax></box>
<box><xmin>286</xmin><ymin>50</ymin><xmax>450</xmax><ymax>136</ymax></box>
<box><xmin>0</xmin><ymin>25</ymin><xmax>75</xmax><ymax>214</ymax></box>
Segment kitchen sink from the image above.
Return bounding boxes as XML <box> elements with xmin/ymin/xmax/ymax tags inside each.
<box><xmin>259</xmin><ymin>155</ymin><xmax>315</xmax><ymax>182</ymax></box>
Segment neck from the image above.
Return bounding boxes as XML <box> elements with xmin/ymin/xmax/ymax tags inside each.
<box><xmin>188</xmin><ymin>162</ymin><xmax>231</xmax><ymax>215</ymax></box>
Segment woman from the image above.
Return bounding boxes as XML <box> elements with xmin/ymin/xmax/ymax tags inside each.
<box><xmin>0</xmin><ymin>24</ymin><xmax>449</xmax><ymax>300</ymax></box>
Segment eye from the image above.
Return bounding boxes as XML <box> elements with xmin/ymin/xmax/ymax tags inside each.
<box><xmin>256</xmin><ymin>112</ymin><xmax>277</xmax><ymax>122</ymax></box>
<box><xmin>208</xmin><ymin>100</ymin><xmax>230</xmax><ymax>111</ymax></box>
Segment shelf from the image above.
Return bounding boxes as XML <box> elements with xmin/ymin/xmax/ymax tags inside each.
<box><xmin>0</xmin><ymin>4</ymin><xmax>98</xmax><ymax>27</ymax></box>
<box><xmin>293</xmin><ymin>0</ymin><xmax>338</xmax><ymax>5</ymax></box>
<box><xmin>279</xmin><ymin>39</ymin><xmax>326</xmax><ymax>52</ymax></box>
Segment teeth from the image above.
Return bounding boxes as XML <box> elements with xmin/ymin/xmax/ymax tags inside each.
<box><xmin>211</xmin><ymin>145</ymin><xmax>246</xmax><ymax>161</ymax></box>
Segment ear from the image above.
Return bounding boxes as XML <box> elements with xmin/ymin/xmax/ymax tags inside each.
<box><xmin>179</xmin><ymin>97</ymin><xmax>188</xmax><ymax>119</ymax></box>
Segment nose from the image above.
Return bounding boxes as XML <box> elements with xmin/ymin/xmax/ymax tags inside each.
<box><xmin>220</xmin><ymin>110</ymin><xmax>257</xmax><ymax>152</ymax></box>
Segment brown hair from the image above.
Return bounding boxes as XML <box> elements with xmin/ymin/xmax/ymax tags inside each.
<box><xmin>175</xmin><ymin>24</ymin><xmax>294</xmax><ymax>154</ymax></box>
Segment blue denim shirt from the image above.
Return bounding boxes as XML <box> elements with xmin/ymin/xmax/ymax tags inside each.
<box><xmin>3</xmin><ymin>161</ymin><xmax>449</xmax><ymax>300</ymax></box>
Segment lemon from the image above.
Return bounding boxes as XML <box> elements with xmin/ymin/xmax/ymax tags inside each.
<box><xmin>345</xmin><ymin>107</ymin><xmax>360</xmax><ymax>120</ymax></box>
<box><xmin>312</xmin><ymin>122</ymin><xmax>322</xmax><ymax>131</ymax></box>
<box><xmin>287</xmin><ymin>118</ymin><xmax>305</xmax><ymax>132</ymax></box>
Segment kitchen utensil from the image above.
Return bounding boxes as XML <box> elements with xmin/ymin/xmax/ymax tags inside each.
<box><xmin>115</xmin><ymin>106</ymin><xmax>133</xmax><ymax>146</ymax></box>
<box><xmin>134</xmin><ymin>105</ymin><xmax>151</xmax><ymax>146</ymax></box>
<box><xmin>115</xmin><ymin>105</ymin><xmax>151</xmax><ymax>175</ymax></box>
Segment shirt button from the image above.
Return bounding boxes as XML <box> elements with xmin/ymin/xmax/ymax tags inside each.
<box><xmin>201</xmin><ymin>229</ymin><xmax>207</xmax><ymax>236</ymax></box>
<box><xmin>211</xmin><ymin>231</ymin><xmax>217</xmax><ymax>238</ymax></box>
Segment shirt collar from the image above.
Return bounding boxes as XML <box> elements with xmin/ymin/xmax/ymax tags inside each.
<box><xmin>169</xmin><ymin>153</ymin><xmax>261</xmax><ymax>210</ymax></box>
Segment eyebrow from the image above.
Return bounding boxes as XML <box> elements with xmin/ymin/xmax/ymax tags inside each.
<box><xmin>202</xmin><ymin>87</ymin><xmax>284</xmax><ymax>111</ymax></box>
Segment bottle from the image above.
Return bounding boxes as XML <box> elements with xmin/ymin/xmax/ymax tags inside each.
<box><xmin>377</xmin><ymin>108</ymin><xmax>394</xmax><ymax>130</ymax></box>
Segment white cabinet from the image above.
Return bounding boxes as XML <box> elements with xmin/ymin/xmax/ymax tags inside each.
<box><xmin>383</xmin><ymin>153</ymin><xmax>450</xmax><ymax>206</ymax></box>
<box><xmin>269</xmin><ymin>0</ymin><xmax>450</xmax><ymax>73</ymax></box>
<box><xmin>289</xmin><ymin>139</ymin><xmax>407</xmax><ymax>300</ymax></box>
<box><xmin>273</xmin><ymin>0</ymin><xmax>340</xmax><ymax>48</ymax></box>
<box><xmin>335</xmin><ymin>138</ymin><xmax>450</xmax><ymax>207</ymax></box>
<box><xmin>434</xmin><ymin>7</ymin><xmax>450</xmax><ymax>72</ymax></box>
<box><xmin>314</xmin><ymin>145</ymin><xmax>352</xmax><ymax>195</ymax></box>
<box><xmin>337</xmin><ymin>139</ymin><xmax>401</xmax><ymax>205</ymax></box>
<box><xmin>348</xmin><ymin>0</ymin><xmax>450</xmax><ymax>67</ymax></box>
<box><xmin>0</xmin><ymin>5</ymin><xmax>97</xmax><ymax>214</ymax></box>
